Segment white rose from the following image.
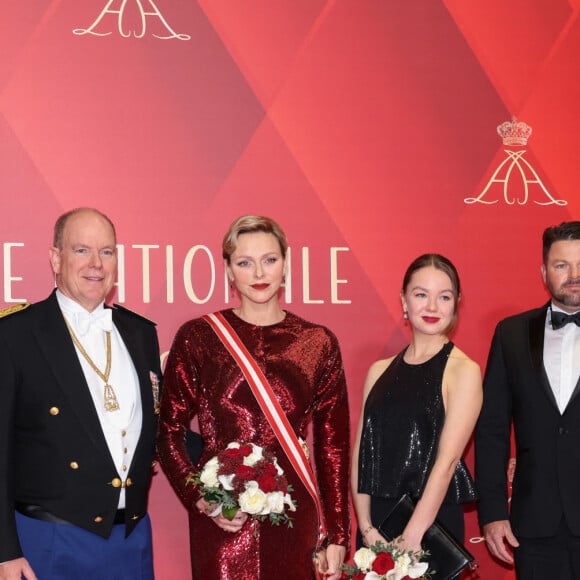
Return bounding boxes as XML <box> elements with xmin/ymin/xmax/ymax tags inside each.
<box><xmin>386</xmin><ymin>553</ymin><xmax>428</xmax><ymax>580</ymax></box>
<box><xmin>406</xmin><ymin>562</ymin><xmax>429</xmax><ymax>579</ymax></box>
<box><xmin>397</xmin><ymin>553</ymin><xmax>411</xmax><ymax>571</ymax></box>
<box><xmin>272</xmin><ymin>457</ymin><xmax>284</xmax><ymax>476</ymax></box>
<box><xmin>218</xmin><ymin>473</ymin><xmax>235</xmax><ymax>491</ymax></box>
<box><xmin>243</xmin><ymin>444</ymin><xmax>263</xmax><ymax>467</ymax></box>
<box><xmin>238</xmin><ymin>481</ymin><xmax>268</xmax><ymax>515</ymax></box>
<box><xmin>353</xmin><ymin>547</ymin><xmax>377</xmax><ymax>572</ymax></box>
<box><xmin>283</xmin><ymin>493</ymin><xmax>296</xmax><ymax>512</ymax></box>
<box><xmin>199</xmin><ymin>456</ymin><xmax>220</xmax><ymax>487</ymax></box>
<box><xmin>264</xmin><ymin>491</ymin><xmax>285</xmax><ymax>514</ymax></box>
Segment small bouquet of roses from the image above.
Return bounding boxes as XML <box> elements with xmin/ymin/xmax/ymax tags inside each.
<box><xmin>187</xmin><ymin>441</ymin><xmax>296</xmax><ymax>527</ymax></box>
<box><xmin>343</xmin><ymin>541</ymin><xmax>430</xmax><ymax>580</ymax></box>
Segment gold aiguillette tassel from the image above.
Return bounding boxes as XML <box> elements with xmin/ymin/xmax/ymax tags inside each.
<box><xmin>104</xmin><ymin>384</ymin><xmax>120</xmax><ymax>412</ymax></box>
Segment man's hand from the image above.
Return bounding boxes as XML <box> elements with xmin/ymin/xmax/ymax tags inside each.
<box><xmin>483</xmin><ymin>519</ymin><xmax>519</xmax><ymax>564</ymax></box>
<box><xmin>0</xmin><ymin>557</ymin><xmax>37</xmax><ymax>580</ymax></box>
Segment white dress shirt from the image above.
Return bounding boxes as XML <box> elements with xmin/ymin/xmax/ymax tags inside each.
<box><xmin>56</xmin><ymin>291</ymin><xmax>142</xmax><ymax>508</ymax></box>
<box><xmin>544</xmin><ymin>304</ymin><xmax>580</xmax><ymax>414</ymax></box>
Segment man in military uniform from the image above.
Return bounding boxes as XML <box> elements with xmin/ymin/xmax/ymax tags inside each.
<box><xmin>0</xmin><ymin>208</ymin><xmax>161</xmax><ymax>580</ymax></box>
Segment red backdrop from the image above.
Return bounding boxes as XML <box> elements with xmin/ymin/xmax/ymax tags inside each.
<box><xmin>1</xmin><ymin>1</ymin><xmax>579</xmax><ymax>577</ymax></box>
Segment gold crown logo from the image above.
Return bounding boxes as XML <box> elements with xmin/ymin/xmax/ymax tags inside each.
<box><xmin>497</xmin><ymin>117</ymin><xmax>532</xmax><ymax>146</ymax></box>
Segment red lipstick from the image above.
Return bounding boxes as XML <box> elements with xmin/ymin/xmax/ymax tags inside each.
<box><xmin>422</xmin><ymin>316</ymin><xmax>439</xmax><ymax>324</ymax></box>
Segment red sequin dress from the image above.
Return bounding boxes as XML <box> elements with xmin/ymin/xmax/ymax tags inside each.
<box><xmin>158</xmin><ymin>309</ymin><xmax>350</xmax><ymax>579</ymax></box>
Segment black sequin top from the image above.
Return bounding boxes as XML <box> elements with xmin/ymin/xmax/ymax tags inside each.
<box><xmin>358</xmin><ymin>342</ymin><xmax>476</xmax><ymax>504</ymax></box>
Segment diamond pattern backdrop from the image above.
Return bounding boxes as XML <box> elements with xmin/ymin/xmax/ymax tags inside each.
<box><xmin>1</xmin><ymin>1</ymin><xmax>578</xmax><ymax>577</ymax></box>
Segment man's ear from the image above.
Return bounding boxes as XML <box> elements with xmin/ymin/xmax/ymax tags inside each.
<box><xmin>49</xmin><ymin>246</ymin><xmax>61</xmax><ymax>275</ymax></box>
<box><xmin>541</xmin><ymin>263</ymin><xmax>547</xmax><ymax>285</ymax></box>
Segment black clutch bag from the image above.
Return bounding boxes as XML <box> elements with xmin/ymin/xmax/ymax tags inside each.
<box><xmin>378</xmin><ymin>494</ymin><xmax>477</xmax><ymax>580</ymax></box>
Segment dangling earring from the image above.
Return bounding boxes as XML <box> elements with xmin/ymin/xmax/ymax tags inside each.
<box><xmin>282</xmin><ymin>274</ymin><xmax>286</xmax><ymax>285</ymax></box>
<box><xmin>229</xmin><ymin>279</ymin><xmax>234</xmax><ymax>290</ymax></box>
<box><xmin>403</xmin><ymin>309</ymin><xmax>408</xmax><ymax>320</ymax></box>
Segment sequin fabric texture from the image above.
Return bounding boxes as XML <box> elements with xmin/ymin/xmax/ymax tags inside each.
<box><xmin>158</xmin><ymin>309</ymin><xmax>350</xmax><ymax>579</ymax></box>
<box><xmin>358</xmin><ymin>341</ymin><xmax>476</xmax><ymax>504</ymax></box>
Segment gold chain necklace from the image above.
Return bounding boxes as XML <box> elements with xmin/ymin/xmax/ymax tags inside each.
<box><xmin>64</xmin><ymin>316</ymin><xmax>120</xmax><ymax>412</ymax></box>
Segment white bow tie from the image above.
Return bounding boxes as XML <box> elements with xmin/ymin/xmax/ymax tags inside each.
<box><xmin>74</xmin><ymin>308</ymin><xmax>113</xmax><ymax>335</ymax></box>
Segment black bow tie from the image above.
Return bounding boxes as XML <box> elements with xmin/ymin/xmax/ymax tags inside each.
<box><xmin>551</xmin><ymin>310</ymin><xmax>580</xmax><ymax>330</ymax></box>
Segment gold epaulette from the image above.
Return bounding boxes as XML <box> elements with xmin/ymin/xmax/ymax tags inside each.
<box><xmin>0</xmin><ymin>302</ymin><xmax>30</xmax><ymax>318</ymax></box>
<box><xmin>112</xmin><ymin>304</ymin><xmax>157</xmax><ymax>325</ymax></box>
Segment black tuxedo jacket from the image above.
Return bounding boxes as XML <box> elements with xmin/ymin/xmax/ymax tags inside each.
<box><xmin>0</xmin><ymin>291</ymin><xmax>161</xmax><ymax>562</ymax></box>
<box><xmin>475</xmin><ymin>303</ymin><xmax>580</xmax><ymax>538</ymax></box>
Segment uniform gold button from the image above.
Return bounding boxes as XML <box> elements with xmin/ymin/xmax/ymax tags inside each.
<box><xmin>122</xmin><ymin>465</ymin><xmax>127</xmax><ymax>471</ymax></box>
<box><xmin>94</xmin><ymin>516</ymin><xmax>103</xmax><ymax>523</ymax></box>
<box><xmin>69</xmin><ymin>462</ymin><xmax>79</xmax><ymax>470</ymax></box>
<box><xmin>49</xmin><ymin>407</ymin><xmax>60</xmax><ymax>416</ymax></box>
<box><xmin>124</xmin><ymin>448</ymin><xmax>128</xmax><ymax>454</ymax></box>
<box><xmin>111</xmin><ymin>478</ymin><xmax>122</xmax><ymax>488</ymax></box>
<box><xmin>121</xmin><ymin>430</ymin><xmax>126</xmax><ymax>436</ymax></box>
<box><xmin>126</xmin><ymin>478</ymin><xmax>133</xmax><ymax>487</ymax></box>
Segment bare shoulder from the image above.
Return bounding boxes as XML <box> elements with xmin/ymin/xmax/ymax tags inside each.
<box><xmin>368</xmin><ymin>355</ymin><xmax>396</xmax><ymax>377</ymax></box>
<box><xmin>446</xmin><ymin>345</ymin><xmax>482</xmax><ymax>388</ymax></box>
<box><xmin>448</xmin><ymin>345</ymin><xmax>480</xmax><ymax>370</ymax></box>
<box><xmin>363</xmin><ymin>356</ymin><xmax>395</xmax><ymax>396</ymax></box>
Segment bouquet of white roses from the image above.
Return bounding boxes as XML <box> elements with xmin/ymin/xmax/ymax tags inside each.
<box><xmin>343</xmin><ymin>541</ymin><xmax>430</xmax><ymax>580</ymax></box>
<box><xmin>187</xmin><ymin>441</ymin><xmax>296</xmax><ymax>527</ymax></box>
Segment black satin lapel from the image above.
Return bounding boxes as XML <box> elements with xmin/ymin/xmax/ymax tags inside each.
<box><xmin>567</xmin><ymin>377</ymin><xmax>580</xmax><ymax>411</ymax></box>
<box><xmin>32</xmin><ymin>297</ymin><xmax>112</xmax><ymax>458</ymax></box>
<box><xmin>529</xmin><ymin>305</ymin><xmax>558</xmax><ymax>410</ymax></box>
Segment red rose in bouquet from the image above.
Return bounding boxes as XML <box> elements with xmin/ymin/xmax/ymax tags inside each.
<box><xmin>372</xmin><ymin>552</ymin><xmax>395</xmax><ymax>574</ymax></box>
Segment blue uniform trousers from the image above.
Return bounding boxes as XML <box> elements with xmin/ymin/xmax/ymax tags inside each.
<box><xmin>16</xmin><ymin>512</ymin><xmax>154</xmax><ymax>579</ymax></box>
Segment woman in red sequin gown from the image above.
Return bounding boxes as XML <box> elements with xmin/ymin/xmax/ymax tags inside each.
<box><xmin>158</xmin><ymin>216</ymin><xmax>350</xmax><ymax>579</ymax></box>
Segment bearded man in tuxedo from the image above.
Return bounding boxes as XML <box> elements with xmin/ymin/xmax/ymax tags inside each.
<box><xmin>0</xmin><ymin>208</ymin><xmax>161</xmax><ymax>580</ymax></box>
<box><xmin>476</xmin><ymin>221</ymin><xmax>580</xmax><ymax>579</ymax></box>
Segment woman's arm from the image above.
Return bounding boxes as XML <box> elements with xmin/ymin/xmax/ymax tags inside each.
<box><xmin>311</xmin><ymin>332</ymin><xmax>351</xmax><ymax>578</ymax></box>
<box><xmin>157</xmin><ymin>324</ymin><xmax>202</xmax><ymax>510</ymax></box>
<box><xmin>399</xmin><ymin>350</ymin><xmax>482</xmax><ymax>551</ymax></box>
<box><xmin>351</xmin><ymin>358</ymin><xmax>392</xmax><ymax>548</ymax></box>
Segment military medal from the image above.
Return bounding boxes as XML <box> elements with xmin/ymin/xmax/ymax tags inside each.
<box><xmin>150</xmin><ymin>371</ymin><xmax>160</xmax><ymax>414</ymax></box>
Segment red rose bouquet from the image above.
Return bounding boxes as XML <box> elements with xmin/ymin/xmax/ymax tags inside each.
<box><xmin>188</xmin><ymin>441</ymin><xmax>296</xmax><ymax>527</ymax></box>
<box><xmin>343</xmin><ymin>541</ymin><xmax>430</xmax><ymax>579</ymax></box>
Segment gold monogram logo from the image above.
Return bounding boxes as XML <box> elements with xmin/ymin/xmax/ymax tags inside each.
<box><xmin>464</xmin><ymin>118</ymin><xmax>567</xmax><ymax>206</ymax></box>
<box><xmin>73</xmin><ymin>0</ymin><xmax>191</xmax><ymax>40</ymax></box>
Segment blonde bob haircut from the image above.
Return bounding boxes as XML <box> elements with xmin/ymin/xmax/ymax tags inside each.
<box><xmin>222</xmin><ymin>215</ymin><xmax>288</xmax><ymax>263</ymax></box>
